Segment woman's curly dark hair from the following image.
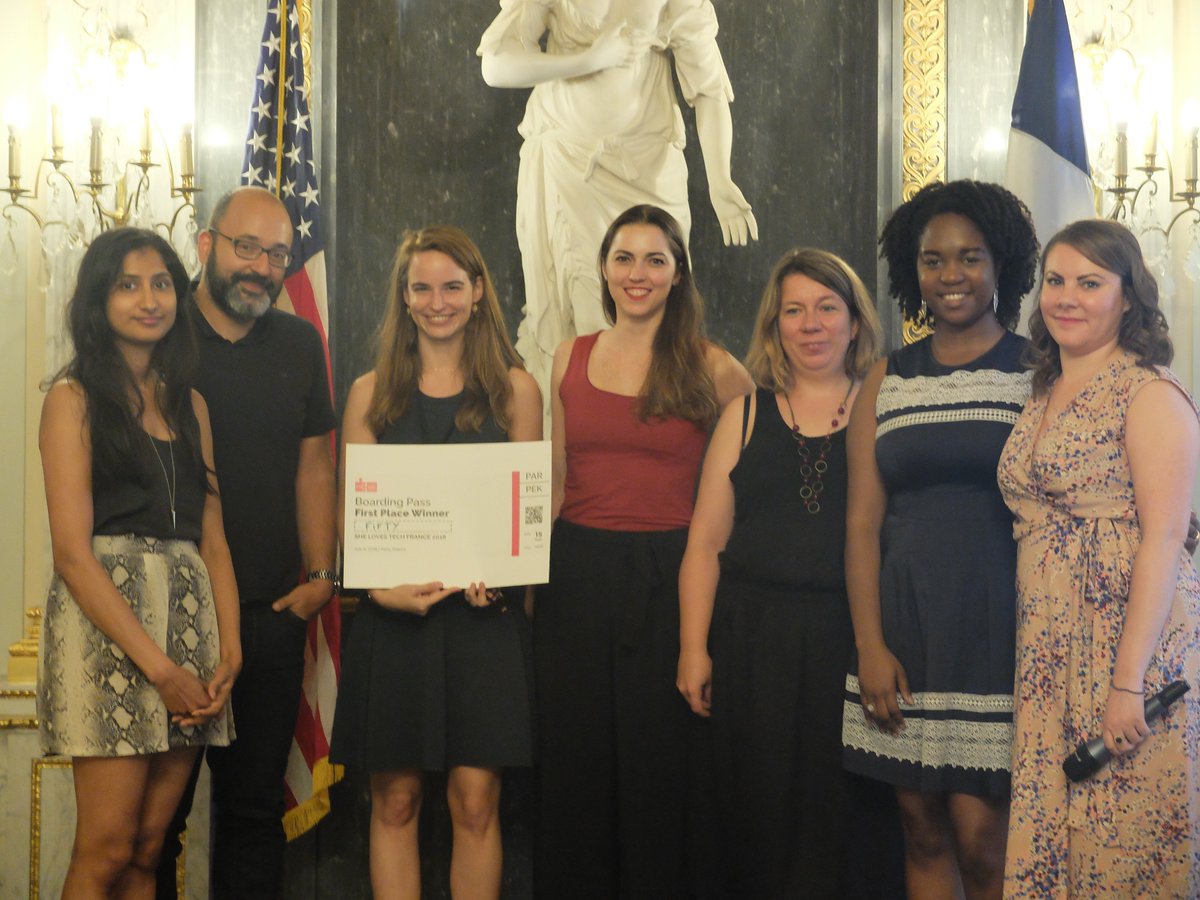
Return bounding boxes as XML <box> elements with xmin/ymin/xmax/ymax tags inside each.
<box><xmin>1027</xmin><ymin>219</ymin><xmax>1172</xmax><ymax>396</ymax></box>
<box><xmin>878</xmin><ymin>180</ymin><xmax>1040</xmax><ymax>330</ymax></box>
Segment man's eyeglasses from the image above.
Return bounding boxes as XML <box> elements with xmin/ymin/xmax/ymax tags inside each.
<box><xmin>209</xmin><ymin>229</ymin><xmax>292</xmax><ymax>269</ymax></box>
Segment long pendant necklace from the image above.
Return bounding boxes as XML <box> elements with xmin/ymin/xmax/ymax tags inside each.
<box><xmin>783</xmin><ymin>381</ymin><xmax>853</xmax><ymax>515</ymax></box>
<box><xmin>147</xmin><ymin>433</ymin><xmax>178</xmax><ymax>531</ymax></box>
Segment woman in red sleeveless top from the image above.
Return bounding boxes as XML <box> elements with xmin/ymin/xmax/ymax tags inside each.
<box><xmin>534</xmin><ymin>204</ymin><xmax>752</xmax><ymax>896</ymax></box>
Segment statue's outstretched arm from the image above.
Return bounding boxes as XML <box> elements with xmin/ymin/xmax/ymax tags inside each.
<box><xmin>481</xmin><ymin>23</ymin><xmax>641</xmax><ymax>88</ymax></box>
<box><xmin>693</xmin><ymin>94</ymin><xmax>758</xmax><ymax>247</ymax></box>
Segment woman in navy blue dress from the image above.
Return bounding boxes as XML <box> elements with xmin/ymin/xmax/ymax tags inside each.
<box><xmin>842</xmin><ymin>181</ymin><xmax>1039</xmax><ymax>899</ymax></box>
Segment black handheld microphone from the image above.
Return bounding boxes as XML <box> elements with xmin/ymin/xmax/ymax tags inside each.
<box><xmin>1061</xmin><ymin>680</ymin><xmax>1190</xmax><ymax>783</ymax></box>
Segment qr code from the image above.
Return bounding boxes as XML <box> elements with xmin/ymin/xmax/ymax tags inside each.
<box><xmin>525</xmin><ymin>506</ymin><xmax>543</xmax><ymax>526</ymax></box>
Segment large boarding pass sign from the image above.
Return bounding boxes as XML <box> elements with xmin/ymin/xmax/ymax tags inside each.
<box><xmin>343</xmin><ymin>441</ymin><xmax>552</xmax><ymax>590</ymax></box>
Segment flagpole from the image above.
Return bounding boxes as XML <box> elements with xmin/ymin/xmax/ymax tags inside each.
<box><xmin>275</xmin><ymin>0</ymin><xmax>288</xmax><ymax>195</ymax></box>
<box><xmin>241</xmin><ymin>0</ymin><xmax>342</xmax><ymax>841</ymax></box>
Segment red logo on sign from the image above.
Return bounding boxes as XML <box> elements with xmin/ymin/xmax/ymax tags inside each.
<box><xmin>355</xmin><ymin>478</ymin><xmax>378</xmax><ymax>492</ymax></box>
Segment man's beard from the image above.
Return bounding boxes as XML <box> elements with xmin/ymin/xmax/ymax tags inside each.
<box><xmin>205</xmin><ymin>254</ymin><xmax>282</xmax><ymax>322</ymax></box>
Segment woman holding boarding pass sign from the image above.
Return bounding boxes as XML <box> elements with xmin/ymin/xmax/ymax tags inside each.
<box><xmin>330</xmin><ymin>225</ymin><xmax>541</xmax><ymax>900</ymax></box>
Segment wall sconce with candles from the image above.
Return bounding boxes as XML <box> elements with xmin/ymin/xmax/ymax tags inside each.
<box><xmin>1072</xmin><ymin>5</ymin><xmax>1200</xmax><ymax>289</ymax></box>
<box><xmin>1106</xmin><ymin>101</ymin><xmax>1200</xmax><ymax>241</ymax></box>
<box><xmin>0</xmin><ymin>7</ymin><xmax>200</xmax><ymax>378</ymax></box>
<box><xmin>2</xmin><ymin>33</ymin><xmax>200</xmax><ymax>250</ymax></box>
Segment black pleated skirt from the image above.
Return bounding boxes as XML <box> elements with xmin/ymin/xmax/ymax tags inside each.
<box><xmin>330</xmin><ymin>592</ymin><xmax>534</xmax><ymax>772</ymax></box>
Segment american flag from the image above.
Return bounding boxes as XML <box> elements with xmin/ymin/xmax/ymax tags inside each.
<box><xmin>242</xmin><ymin>0</ymin><xmax>343</xmax><ymax>840</ymax></box>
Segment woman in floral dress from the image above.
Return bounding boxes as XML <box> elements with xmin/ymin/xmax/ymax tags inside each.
<box><xmin>998</xmin><ymin>219</ymin><xmax>1200</xmax><ymax>896</ymax></box>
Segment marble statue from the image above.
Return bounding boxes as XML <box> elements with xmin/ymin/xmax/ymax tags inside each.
<box><xmin>479</xmin><ymin>0</ymin><xmax>757</xmax><ymax>398</ymax></box>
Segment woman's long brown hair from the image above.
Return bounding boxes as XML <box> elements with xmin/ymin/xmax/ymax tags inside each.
<box><xmin>598</xmin><ymin>205</ymin><xmax>717</xmax><ymax>427</ymax></box>
<box><xmin>366</xmin><ymin>226</ymin><xmax>521</xmax><ymax>434</ymax></box>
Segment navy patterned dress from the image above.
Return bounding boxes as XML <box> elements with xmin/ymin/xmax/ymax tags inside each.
<box><xmin>842</xmin><ymin>331</ymin><xmax>1031</xmax><ymax>797</ymax></box>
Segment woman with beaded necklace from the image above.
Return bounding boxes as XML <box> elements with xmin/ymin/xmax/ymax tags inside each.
<box><xmin>841</xmin><ymin>181</ymin><xmax>1039</xmax><ymax>899</ymax></box>
<box><xmin>677</xmin><ymin>247</ymin><xmax>888</xmax><ymax>895</ymax></box>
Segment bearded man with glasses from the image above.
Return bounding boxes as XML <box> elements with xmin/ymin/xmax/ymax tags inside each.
<box><xmin>156</xmin><ymin>185</ymin><xmax>337</xmax><ymax>899</ymax></box>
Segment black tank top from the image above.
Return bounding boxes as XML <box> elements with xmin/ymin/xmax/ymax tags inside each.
<box><xmin>719</xmin><ymin>388</ymin><xmax>848</xmax><ymax>592</ymax></box>
<box><xmin>93</xmin><ymin>432</ymin><xmax>206</xmax><ymax>542</ymax></box>
<box><xmin>377</xmin><ymin>391</ymin><xmax>506</xmax><ymax>446</ymax></box>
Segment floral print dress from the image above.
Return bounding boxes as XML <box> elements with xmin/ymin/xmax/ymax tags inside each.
<box><xmin>997</xmin><ymin>352</ymin><xmax>1200</xmax><ymax>897</ymax></box>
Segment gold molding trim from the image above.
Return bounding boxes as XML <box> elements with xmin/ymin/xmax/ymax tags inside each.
<box><xmin>9</xmin><ymin>606</ymin><xmax>44</xmax><ymax>684</ymax></box>
<box><xmin>0</xmin><ymin>688</ymin><xmax>36</xmax><ymax>699</ymax></box>
<box><xmin>30</xmin><ymin>756</ymin><xmax>71</xmax><ymax>900</ymax></box>
<box><xmin>298</xmin><ymin>0</ymin><xmax>314</xmax><ymax>100</ymax></box>
<box><xmin>0</xmin><ymin>716</ymin><xmax>38</xmax><ymax>730</ymax></box>
<box><xmin>902</xmin><ymin>306</ymin><xmax>936</xmax><ymax>344</ymax></box>
<box><xmin>900</xmin><ymin>0</ymin><xmax>947</xmax><ymax>200</ymax></box>
<box><xmin>900</xmin><ymin>0</ymin><xmax>946</xmax><ymax>343</ymax></box>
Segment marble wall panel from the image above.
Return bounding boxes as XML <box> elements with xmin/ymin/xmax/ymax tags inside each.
<box><xmin>182</xmin><ymin>765</ymin><xmax>212</xmax><ymax>900</ymax></box>
<box><xmin>332</xmin><ymin>0</ymin><xmax>880</xmax><ymax>406</ymax></box>
<box><xmin>0</xmin><ymin>731</ymin><xmax>211</xmax><ymax>900</ymax></box>
<box><xmin>0</xmin><ymin>723</ymin><xmax>40</xmax><ymax>899</ymax></box>
<box><xmin>33</xmin><ymin>757</ymin><xmax>73</xmax><ymax>900</ymax></box>
<box><xmin>194</xmin><ymin>0</ymin><xmax>273</xmax><ymax>231</ymax></box>
<box><xmin>947</xmin><ymin>0</ymin><xmax>1023</xmax><ymax>184</ymax></box>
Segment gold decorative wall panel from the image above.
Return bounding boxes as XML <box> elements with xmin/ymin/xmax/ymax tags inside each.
<box><xmin>901</xmin><ymin>0</ymin><xmax>947</xmax><ymax>200</ymax></box>
<box><xmin>900</xmin><ymin>0</ymin><xmax>946</xmax><ymax>342</ymax></box>
<box><xmin>298</xmin><ymin>0</ymin><xmax>314</xmax><ymax>101</ymax></box>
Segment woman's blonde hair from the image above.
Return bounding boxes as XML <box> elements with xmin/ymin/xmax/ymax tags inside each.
<box><xmin>366</xmin><ymin>226</ymin><xmax>521</xmax><ymax>434</ymax></box>
<box><xmin>745</xmin><ymin>247</ymin><xmax>882</xmax><ymax>390</ymax></box>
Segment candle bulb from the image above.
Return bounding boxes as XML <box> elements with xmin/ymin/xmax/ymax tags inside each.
<box><xmin>50</xmin><ymin>104</ymin><xmax>62</xmax><ymax>155</ymax></box>
<box><xmin>7</xmin><ymin>124</ymin><xmax>19</xmax><ymax>182</ymax></box>
<box><xmin>1143</xmin><ymin>112</ymin><xmax>1158</xmax><ymax>160</ymax></box>
<box><xmin>140</xmin><ymin>107</ymin><xmax>152</xmax><ymax>159</ymax></box>
<box><xmin>1187</xmin><ymin>128</ymin><xmax>1199</xmax><ymax>184</ymax></box>
<box><xmin>1115</xmin><ymin>122</ymin><xmax>1128</xmax><ymax>179</ymax></box>
<box><xmin>89</xmin><ymin>117</ymin><xmax>103</xmax><ymax>178</ymax></box>
<box><xmin>180</xmin><ymin>123</ymin><xmax>194</xmax><ymax>180</ymax></box>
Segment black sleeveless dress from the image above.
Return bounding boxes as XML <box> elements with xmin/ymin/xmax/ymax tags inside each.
<box><xmin>330</xmin><ymin>392</ymin><xmax>535</xmax><ymax>771</ymax></box>
<box><xmin>707</xmin><ymin>388</ymin><xmax>855</xmax><ymax>896</ymax></box>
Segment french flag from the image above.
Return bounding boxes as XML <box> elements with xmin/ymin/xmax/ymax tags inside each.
<box><xmin>1004</xmin><ymin>0</ymin><xmax>1096</xmax><ymax>255</ymax></box>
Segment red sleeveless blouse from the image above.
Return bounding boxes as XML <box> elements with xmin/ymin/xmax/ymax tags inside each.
<box><xmin>558</xmin><ymin>332</ymin><xmax>708</xmax><ymax>531</ymax></box>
